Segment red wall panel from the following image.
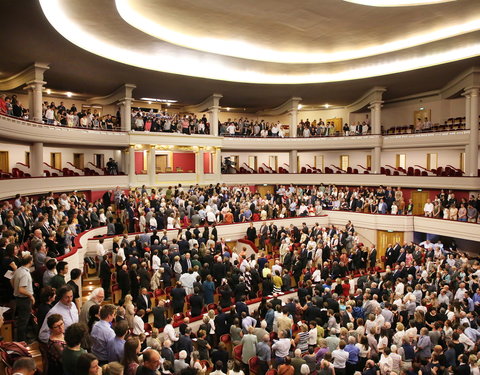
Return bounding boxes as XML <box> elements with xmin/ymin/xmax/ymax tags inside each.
<box><xmin>173</xmin><ymin>152</ymin><xmax>195</xmax><ymax>172</ymax></box>
<box><xmin>135</xmin><ymin>152</ymin><xmax>144</xmax><ymax>174</ymax></box>
<box><xmin>203</xmin><ymin>152</ymin><xmax>212</xmax><ymax>174</ymax></box>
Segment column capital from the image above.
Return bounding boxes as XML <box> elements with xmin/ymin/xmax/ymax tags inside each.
<box><xmin>23</xmin><ymin>80</ymin><xmax>46</xmax><ymax>91</ymax></box>
<box><xmin>368</xmin><ymin>100</ymin><xmax>383</xmax><ymax>110</ymax></box>
<box><xmin>464</xmin><ymin>86</ymin><xmax>480</xmax><ymax>96</ymax></box>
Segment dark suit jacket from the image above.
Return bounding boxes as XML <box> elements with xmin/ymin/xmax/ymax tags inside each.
<box><xmin>214</xmin><ymin>312</ymin><xmax>229</xmax><ymax>336</ymax></box>
<box><xmin>171</xmin><ymin>287</ymin><xmax>186</xmax><ymax>309</ymax></box>
<box><xmin>177</xmin><ymin>334</ymin><xmax>193</xmax><ymax>355</ymax></box>
<box><xmin>99</xmin><ymin>260</ymin><xmax>111</xmax><ymax>280</ymax></box>
<box><xmin>136</xmin><ymin>294</ymin><xmax>151</xmax><ymax>311</ymax></box>
<box><xmin>152</xmin><ymin>306</ymin><xmax>166</xmax><ymax>329</ymax></box>
<box><xmin>190</xmin><ymin>294</ymin><xmax>204</xmax><ymax>317</ymax></box>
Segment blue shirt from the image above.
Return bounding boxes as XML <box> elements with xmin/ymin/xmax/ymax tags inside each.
<box><xmin>107</xmin><ymin>337</ymin><xmax>125</xmax><ymax>363</ymax></box>
<box><xmin>91</xmin><ymin>320</ymin><xmax>116</xmax><ymax>361</ymax></box>
<box><xmin>344</xmin><ymin>343</ymin><xmax>360</xmax><ymax>364</ymax></box>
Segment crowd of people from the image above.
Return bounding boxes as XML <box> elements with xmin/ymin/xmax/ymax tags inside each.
<box><xmin>131</xmin><ymin>110</ymin><xmax>210</xmax><ymax>135</ymax></box>
<box><xmin>0</xmin><ymin>183</ymin><xmax>479</xmax><ymax>375</ymax></box>
<box><xmin>0</xmin><ymin>93</ymin><xmax>28</xmax><ymax>118</ymax></box>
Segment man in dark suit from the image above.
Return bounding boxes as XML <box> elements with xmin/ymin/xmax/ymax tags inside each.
<box><xmin>214</xmin><ymin>306</ymin><xmax>229</xmax><ymax>336</ymax></box>
<box><xmin>99</xmin><ymin>255</ymin><xmax>112</xmax><ymax>300</ymax></box>
<box><xmin>171</xmin><ymin>282</ymin><xmax>187</xmax><ymax>314</ymax></box>
<box><xmin>212</xmin><ymin>256</ymin><xmax>226</xmax><ymax>284</ymax></box>
<box><xmin>189</xmin><ymin>287</ymin><xmax>204</xmax><ymax>317</ymax></box>
<box><xmin>385</xmin><ymin>244</ymin><xmax>395</xmax><ymax>267</ymax></box>
<box><xmin>136</xmin><ymin>288</ymin><xmax>152</xmax><ymax>321</ymax></box>
<box><xmin>234</xmin><ymin>276</ymin><xmax>247</xmax><ymax>301</ymax></box>
<box><xmin>152</xmin><ymin>300</ymin><xmax>166</xmax><ymax>329</ymax></box>
<box><xmin>235</xmin><ymin>296</ymin><xmax>249</xmax><ymax>316</ymax></box>
<box><xmin>177</xmin><ymin>327</ymin><xmax>193</xmax><ymax>361</ymax></box>
<box><xmin>181</xmin><ymin>253</ymin><xmax>193</xmax><ymax>273</ymax></box>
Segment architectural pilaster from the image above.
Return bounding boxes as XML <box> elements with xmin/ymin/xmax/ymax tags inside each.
<box><xmin>369</xmin><ymin>100</ymin><xmax>383</xmax><ymax>135</ymax></box>
<box><xmin>24</xmin><ymin>80</ymin><xmax>46</xmax><ymax>122</ymax></box>
<box><xmin>30</xmin><ymin>142</ymin><xmax>44</xmax><ymax>177</ymax></box>
<box><xmin>128</xmin><ymin>145</ymin><xmax>135</xmax><ymax>186</ymax></box>
<box><xmin>147</xmin><ymin>146</ymin><xmax>156</xmax><ymax>187</ymax></box>
<box><xmin>196</xmin><ymin>148</ymin><xmax>204</xmax><ymax>183</ymax></box>
<box><xmin>372</xmin><ymin>146</ymin><xmax>381</xmax><ymax>174</ymax></box>
<box><xmin>466</xmin><ymin>87</ymin><xmax>479</xmax><ymax>176</ymax></box>
<box><xmin>289</xmin><ymin>150</ymin><xmax>298</xmax><ymax>173</ymax></box>
<box><xmin>288</xmin><ymin>109</ymin><xmax>298</xmax><ymax>137</ymax></box>
<box><xmin>208</xmin><ymin>106</ymin><xmax>220</xmax><ymax>136</ymax></box>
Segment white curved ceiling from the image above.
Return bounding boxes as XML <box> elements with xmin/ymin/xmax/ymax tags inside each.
<box><xmin>36</xmin><ymin>0</ymin><xmax>480</xmax><ymax>84</ymax></box>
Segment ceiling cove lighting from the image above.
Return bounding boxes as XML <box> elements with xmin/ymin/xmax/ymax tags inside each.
<box><xmin>38</xmin><ymin>0</ymin><xmax>480</xmax><ymax>84</ymax></box>
<box><xmin>115</xmin><ymin>0</ymin><xmax>477</xmax><ymax>64</ymax></box>
<box><xmin>344</xmin><ymin>0</ymin><xmax>456</xmax><ymax>6</ymax></box>
<box><xmin>140</xmin><ymin>98</ymin><xmax>178</xmax><ymax>103</ymax></box>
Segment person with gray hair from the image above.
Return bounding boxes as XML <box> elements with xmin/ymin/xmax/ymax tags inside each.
<box><xmin>12</xmin><ymin>357</ymin><xmax>36</xmax><ymax>375</ymax></box>
<box><xmin>174</xmin><ymin>350</ymin><xmax>189</xmax><ymax>374</ymax></box>
<box><xmin>79</xmin><ymin>287</ymin><xmax>105</xmax><ymax>325</ymax></box>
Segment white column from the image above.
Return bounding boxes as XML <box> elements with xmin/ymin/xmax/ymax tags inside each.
<box><xmin>214</xmin><ymin>148</ymin><xmax>222</xmax><ymax>175</ymax></box>
<box><xmin>465</xmin><ymin>94</ymin><xmax>471</xmax><ymax>130</ymax></box>
<box><xmin>30</xmin><ymin>142</ymin><xmax>43</xmax><ymax>177</ymax></box>
<box><xmin>289</xmin><ymin>150</ymin><xmax>298</xmax><ymax>173</ymax></box>
<box><xmin>372</xmin><ymin>146</ymin><xmax>381</xmax><ymax>174</ymax></box>
<box><xmin>288</xmin><ymin>109</ymin><xmax>298</xmax><ymax>137</ymax></box>
<box><xmin>119</xmin><ymin>149</ymin><xmax>127</xmax><ymax>174</ymax></box>
<box><xmin>196</xmin><ymin>148</ymin><xmax>204</xmax><ymax>183</ymax></box>
<box><xmin>118</xmin><ymin>99</ymin><xmax>132</xmax><ymax>131</ymax></box>
<box><xmin>25</xmin><ymin>80</ymin><xmax>45</xmax><ymax>122</ymax></box>
<box><xmin>208</xmin><ymin>106</ymin><xmax>219</xmax><ymax>136</ymax></box>
<box><xmin>148</xmin><ymin>146</ymin><xmax>156</xmax><ymax>186</ymax></box>
<box><xmin>128</xmin><ymin>145</ymin><xmax>135</xmax><ymax>186</ymax></box>
<box><xmin>468</xmin><ymin>88</ymin><xmax>479</xmax><ymax>176</ymax></box>
<box><xmin>369</xmin><ymin>101</ymin><xmax>382</xmax><ymax>134</ymax></box>
<box><xmin>465</xmin><ymin>145</ymin><xmax>471</xmax><ymax>176</ymax></box>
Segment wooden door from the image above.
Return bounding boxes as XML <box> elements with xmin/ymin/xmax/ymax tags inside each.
<box><xmin>156</xmin><ymin>154</ymin><xmax>168</xmax><ymax>173</ymax></box>
<box><xmin>94</xmin><ymin>154</ymin><xmax>104</xmax><ymax>168</ymax></box>
<box><xmin>73</xmin><ymin>153</ymin><xmax>84</xmax><ymax>169</ymax></box>
<box><xmin>411</xmin><ymin>191</ymin><xmax>429</xmax><ymax>215</ymax></box>
<box><xmin>50</xmin><ymin>152</ymin><xmax>62</xmax><ymax>169</ymax></box>
<box><xmin>0</xmin><ymin>151</ymin><xmax>9</xmax><ymax>172</ymax></box>
<box><xmin>256</xmin><ymin>185</ymin><xmax>274</xmax><ymax>198</ymax></box>
<box><xmin>377</xmin><ymin>231</ymin><xmax>404</xmax><ymax>260</ymax></box>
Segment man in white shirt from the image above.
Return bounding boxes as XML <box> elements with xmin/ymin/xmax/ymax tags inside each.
<box><xmin>332</xmin><ymin>340</ymin><xmax>350</xmax><ymax>375</ymax></box>
<box><xmin>424</xmin><ymin>199</ymin><xmax>434</xmax><ymax>217</ymax></box>
<box><xmin>454</xmin><ymin>283</ymin><xmax>467</xmax><ymax>301</ymax></box>
<box><xmin>39</xmin><ymin>285</ymin><xmax>79</xmax><ymax>343</ymax></box>
<box><xmin>133</xmin><ymin>310</ymin><xmax>146</xmax><ymax>335</ymax></box>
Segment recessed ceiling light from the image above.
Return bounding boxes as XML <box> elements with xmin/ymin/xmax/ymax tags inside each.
<box><xmin>344</xmin><ymin>0</ymin><xmax>455</xmax><ymax>6</ymax></box>
<box><xmin>148</xmin><ymin>101</ymin><xmax>152</xmax><ymax>104</ymax></box>
<box><xmin>226</xmin><ymin>107</ymin><xmax>230</xmax><ymax>111</ymax></box>
<box><xmin>324</xmin><ymin>104</ymin><xmax>330</xmax><ymax>108</ymax></box>
<box><xmin>46</xmin><ymin>89</ymin><xmax>51</xmax><ymax>95</ymax></box>
<box><xmin>167</xmin><ymin>103</ymin><xmax>171</xmax><ymax>107</ymax></box>
<box><xmin>298</xmin><ymin>104</ymin><xmax>303</xmax><ymax>110</ymax></box>
<box><xmin>66</xmin><ymin>92</ymin><xmax>72</xmax><ymax>97</ymax></box>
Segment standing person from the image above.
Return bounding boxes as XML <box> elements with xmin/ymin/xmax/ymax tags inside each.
<box><xmin>332</xmin><ymin>340</ymin><xmax>349</xmax><ymax>375</ymax></box>
<box><xmin>46</xmin><ymin>314</ymin><xmax>66</xmax><ymax>375</ymax></box>
<box><xmin>67</xmin><ymin>268</ymin><xmax>82</xmax><ymax>311</ymax></box>
<box><xmin>39</xmin><ymin>286</ymin><xmax>79</xmax><ymax>343</ymax></box>
<box><xmin>90</xmin><ymin>304</ymin><xmax>116</xmax><ymax>366</ymax></box>
<box><xmin>241</xmin><ymin>326</ymin><xmax>258</xmax><ymax>368</ymax></box>
<box><xmin>12</xmin><ymin>255</ymin><xmax>34</xmax><ymax>342</ymax></box>
<box><xmin>99</xmin><ymin>255</ymin><xmax>112</xmax><ymax>300</ymax></box>
<box><xmin>62</xmin><ymin>323</ymin><xmax>88</xmax><ymax>375</ymax></box>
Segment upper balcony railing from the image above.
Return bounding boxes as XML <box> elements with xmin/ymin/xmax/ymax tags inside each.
<box><xmin>0</xmin><ymin>113</ymin><xmax>477</xmax><ymax>151</ymax></box>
